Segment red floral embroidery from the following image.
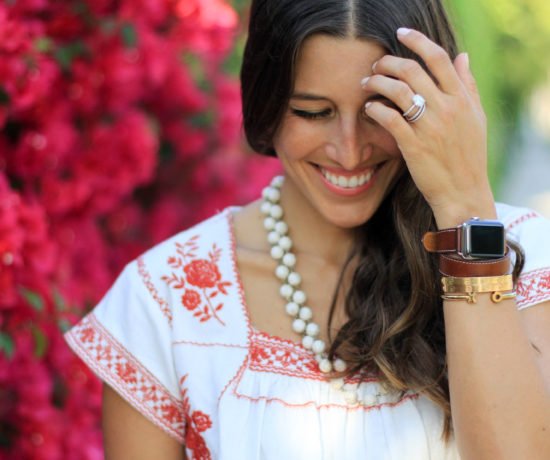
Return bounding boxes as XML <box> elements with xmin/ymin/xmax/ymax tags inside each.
<box><xmin>161</xmin><ymin>235</ymin><xmax>231</xmax><ymax>325</ymax></box>
<box><xmin>184</xmin><ymin>260</ymin><xmax>221</xmax><ymax>288</ymax></box>
<box><xmin>191</xmin><ymin>411</ymin><xmax>212</xmax><ymax>432</ymax></box>
<box><xmin>180</xmin><ymin>375</ymin><xmax>212</xmax><ymax>460</ymax></box>
<box><xmin>249</xmin><ymin>330</ymin><xmax>325</xmax><ymax>381</ymax></box>
<box><xmin>517</xmin><ymin>268</ymin><xmax>550</xmax><ymax>308</ymax></box>
<box><xmin>66</xmin><ymin>315</ymin><xmax>185</xmax><ymax>442</ymax></box>
<box><xmin>181</xmin><ymin>289</ymin><xmax>201</xmax><ymax>311</ymax></box>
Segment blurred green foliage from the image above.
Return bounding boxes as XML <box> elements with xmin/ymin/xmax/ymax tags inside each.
<box><xmin>447</xmin><ymin>0</ymin><xmax>550</xmax><ymax>187</ymax></box>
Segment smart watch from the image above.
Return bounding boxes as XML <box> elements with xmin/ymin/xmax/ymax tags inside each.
<box><xmin>422</xmin><ymin>218</ymin><xmax>506</xmax><ymax>260</ymax></box>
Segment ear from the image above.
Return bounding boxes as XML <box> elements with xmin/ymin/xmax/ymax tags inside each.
<box><xmin>454</xmin><ymin>52</ymin><xmax>481</xmax><ymax>104</ymax></box>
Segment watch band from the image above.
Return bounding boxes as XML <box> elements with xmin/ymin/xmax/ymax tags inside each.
<box><xmin>422</xmin><ymin>229</ymin><xmax>459</xmax><ymax>254</ymax></box>
<box><xmin>439</xmin><ymin>251</ymin><xmax>512</xmax><ymax>277</ymax></box>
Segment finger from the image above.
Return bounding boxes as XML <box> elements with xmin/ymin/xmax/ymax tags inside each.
<box><xmin>361</xmin><ymin>74</ymin><xmax>422</xmax><ymax>115</ymax></box>
<box><xmin>368</xmin><ymin>58</ymin><xmax>442</xmax><ymax>109</ymax></box>
<box><xmin>453</xmin><ymin>52</ymin><xmax>481</xmax><ymax>106</ymax></box>
<box><xmin>363</xmin><ymin>101</ymin><xmax>415</xmax><ymax>147</ymax></box>
<box><xmin>396</xmin><ymin>28</ymin><xmax>463</xmax><ymax>95</ymax></box>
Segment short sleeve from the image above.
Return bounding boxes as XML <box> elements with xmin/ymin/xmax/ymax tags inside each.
<box><xmin>504</xmin><ymin>207</ymin><xmax>550</xmax><ymax>310</ymax></box>
<box><xmin>64</xmin><ymin>261</ymin><xmax>185</xmax><ymax>443</ymax></box>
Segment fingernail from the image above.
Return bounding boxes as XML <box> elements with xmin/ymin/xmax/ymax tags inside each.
<box><xmin>464</xmin><ymin>52</ymin><xmax>470</xmax><ymax>69</ymax></box>
<box><xmin>371</xmin><ymin>61</ymin><xmax>378</xmax><ymax>72</ymax></box>
<box><xmin>397</xmin><ymin>27</ymin><xmax>412</xmax><ymax>36</ymax></box>
<box><xmin>360</xmin><ymin>76</ymin><xmax>370</xmax><ymax>87</ymax></box>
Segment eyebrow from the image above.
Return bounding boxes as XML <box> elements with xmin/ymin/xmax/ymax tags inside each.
<box><xmin>290</xmin><ymin>92</ymin><xmax>330</xmax><ymax>101</ymax></box>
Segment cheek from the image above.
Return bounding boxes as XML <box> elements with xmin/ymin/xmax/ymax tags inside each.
<box><xmin>376</xmin><ymin>130</ymin><xmax>402</xmax><ymax>159</ymax></box>
<box><xmin>273</xmin><ymin>118</ymin><xmax>325</xmax><ymax>160</ymax></box>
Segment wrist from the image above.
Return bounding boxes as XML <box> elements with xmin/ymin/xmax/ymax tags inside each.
<box><xmin>432</xmin><ymin>198</ymin><xmax>497</xmax><ymax>230</ymax></box>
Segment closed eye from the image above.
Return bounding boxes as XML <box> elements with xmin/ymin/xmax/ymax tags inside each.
<box><xmin>291</xmin><ymin>108</ymin><xmax>332</xmax><ymax>120</ymax></box>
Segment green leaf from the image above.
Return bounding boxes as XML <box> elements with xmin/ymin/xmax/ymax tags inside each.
<box><xmin>57</xmin><ymin>319</ymin><xmax>72</xmax><ymax>333</ymax></box>
<box><xmin>121</xmin><ymin>23</ymin><xmax>138</xmax><ymax>48</ymax></box>
<box><xmin>34</xmin><ymin>37</ymin><xmax>53</xmax><ymax>53</ymax></box>
<box><xmin>0</xmin><ymin>86</ymin><xmax>10</xmax><ymax>106</ymax></box>
<box><xmin>53</xmin><ymin>41</ymin><xmax>87</xmax><ymax>71</ymax></box>
<box><xmin>31</xmin><ymin>326</ymin><xmax>48</xmax><ymax>359</ymax></box>
<box><xmin>189</xmin><ymin>112</ymin><xmax>213</xmax><ymax>129</ymax></box>
<box><xmin>20</xmin><ymin>288</ymin><xmax>44</xmax><ymax>312</ymax></box>
<box><xmin>0</xmin><ymin>332</ymin><xmax>15</xmax><ymax>359</ymax></box>
<box><xmin>53</xmin><ymin>288</ymin><xmax>67</xmax><ymax>312</ymax></box>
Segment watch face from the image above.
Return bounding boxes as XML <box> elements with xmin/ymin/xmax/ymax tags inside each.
<box><xmin>468</xmin><ymin>222</ymin><xmax>505</xmax><ymax>258</ymax></box>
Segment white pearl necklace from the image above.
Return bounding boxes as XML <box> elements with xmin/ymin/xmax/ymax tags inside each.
<box><xmin>261</xmin><ymin>175</ymin><xmax>394</xmax><ymax>406</ymax></box>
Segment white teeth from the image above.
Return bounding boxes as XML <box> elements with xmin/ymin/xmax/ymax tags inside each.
<box><xmin>320</xmin><ymin>167</ymin><xmax>375</xmax><ymax>189</ymax></box>
<box><xmin>337</xmin><ymin>176</ymin><xmax>348</xmax><ymax>187</ymax></box>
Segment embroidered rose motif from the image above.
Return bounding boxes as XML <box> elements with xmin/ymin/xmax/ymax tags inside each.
<box><xmin>181</xmin><ymin>289</ymin><xmax>201</xmax><ymax>311</ymax></box>
<box><xmin>183</xmin><ymin>259</ymin><xmax>221</xmax><ymax>288</ymax></box>
<box><xmin>191</xmin><ymin>411</ymin><xmax>212</xmax><ymax>432</ymax></box>
<box><xmin>161</xmin><ymin>236</ymin><xmax>231</xmax><ymax>326</ymax></box>
<box><xmin>180</xmin><ymin>375</ymin><xmax>212</xmax><ymax>460</ymax></box>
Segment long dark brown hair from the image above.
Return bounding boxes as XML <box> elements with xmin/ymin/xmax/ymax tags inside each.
<box><xmin>240</xmin><ymin>0</ymin><xmax>523</xmax><ymax>439</ymax></box>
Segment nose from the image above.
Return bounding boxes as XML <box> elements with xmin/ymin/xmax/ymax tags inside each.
<box><xmin>329</xmin><ymin>116</ymin><xmax>371</xmax><ymax>170</ymax></box>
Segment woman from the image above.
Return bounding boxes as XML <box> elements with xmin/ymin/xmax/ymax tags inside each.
<box><xmin>65</xmin><ymin>0</ymin><xmax>550</xmax><ymax>458</ymax></box>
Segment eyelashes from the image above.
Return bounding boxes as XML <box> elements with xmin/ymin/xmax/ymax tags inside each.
<box><xmin>291</xmin><ymin>108</ymin><xmax>332</xmax><ymax>120</ymax></box>
<box><xmin>291</xmin><ymin>98</ymin><xmax>399</xmax><ymax>121</ymax></box>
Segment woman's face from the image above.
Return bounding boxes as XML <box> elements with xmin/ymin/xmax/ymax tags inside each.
<box><xmin>272</xmin><ymin>34</ymin><xmax>405</xmax><ymax>229</ymax></box>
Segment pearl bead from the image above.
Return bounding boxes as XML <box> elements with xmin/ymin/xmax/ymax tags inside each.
<box><xmin>262</xmin><ymin>187</ymin><xmax>271</xmax><ymax>199</ymax></box>
<box><xmin>305</xmin><ymin>322</ymin><xmax>320</xmax><ymax>337</ymax></box>
<box><xmin>292</xmin><ymin>290</ymin><xmax>306</xmax><ymax>304</ymax></box>
<box><xmin>271</xmin><ymin>176</ymin><xmax>284</xmax><ymax>187</ymax></box>
<box><xmin>267</xmin><ymin>231</ymin><xmax>280</xmax><ymax>244</ymax></box>
<box><xmin>274</xmin><ymin>221</ymin><xmax>288</xmax><ymax>235</ymax></box>
<box><xmin>264</xmin><ymin>217</ymin><xmax>276</xmax><ymax>231</ymax></box>
<box><xmin>333</xmin><ymin>358</ymin><xmax>347</xmax><ymax>372</ymax></box>
<box><xmin>287</xmin><ymin>272</ymin><xmax>301</xmax><ymax>286</ymax></box>
<box><xmin>275</xmin><ymin>265</ymin><xmax>290</xmax><ymax>280</ymax></box>
<box><xmin>269</xmin><ymin>204</ymin><xmax>283</xmax><ymax>219</ymax></box>
<box><xmin>285</xmin><ymin>302</ymin><xmax>299</xmax><ymax>316</ymax></box>
<box><xmin>298</xmin><ymin>306</ymin><xmax>312</xmax><ymax>321</ymax></box>
<box><xmin>282</xmin><ymin>252</ymin><xmax>296</xmax><ymax>267</ymax></box>
<box><xmin>270</xmin><ymin>245</ymin><xmax>284</xmax><ymax>259</ymax></box>
<box><xmin>330</xmin><ymin>378</ymin><xmax>345</xmax><ymax>390</ymax></box>
<box><xmin>280</xmin><ymin>284</ymin><xmax>294</xmax><ymax>299</ymax></box>
<box><xmin>302</xmin><ymin>335</ymin><xmax>314</xmax><ymax>349</ymax></box>
<box><xmin>278</xmin><ymin>236</ymin><xmax>292</xmax><ymax>251</ymax></box>
<box><xmin>266</xmin><ymin>187</ymin><xmax>280</xmax><ymax>202</ymax></box>
<box><xmin>312</xmin><ymin>339</ymin><xmax>326</xmax><ymax>354</ymax></box>
<box><xmin>260</xmin><ymin>201</ymin><xmax>272</xmax><ymax>215</ymax></box>
<box><xmin>292</xmin><ymin>318</ymin><xmax>306</xmax><ymax>333</ymax></box>
<box><xmin>319</xmin><ymin>358</ymin><xmax>333</xmax><ymax>373</ymax></box>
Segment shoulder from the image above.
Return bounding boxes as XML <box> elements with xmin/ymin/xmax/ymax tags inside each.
<box><xmin>496</xmin><ymin>202</ymin><xmax>550</xmax><ymax>309</ymax></box>
<box><xmin>496</xmin><ymin>202</ymin><xmax>550</xmax><ymax>268</ymax></box>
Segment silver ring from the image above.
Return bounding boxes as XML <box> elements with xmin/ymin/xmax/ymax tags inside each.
<box><xmin>403</xmin><ymin>94</ymin><xmax>426</xmax><ymax>123</ymax></box>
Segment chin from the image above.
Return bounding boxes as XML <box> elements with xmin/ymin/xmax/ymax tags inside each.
<box><xmin>319</xmin><ymin>201</ymin><xmax>381</xmax><ymax>229</ymax></box>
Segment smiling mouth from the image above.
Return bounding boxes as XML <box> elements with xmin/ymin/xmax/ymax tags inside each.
<box><xmin>316</xmin><ymin>163</ymin><xmax>384</xmax><ymax>190</ymax></box>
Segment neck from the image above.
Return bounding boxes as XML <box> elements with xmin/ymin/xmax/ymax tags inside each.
<box><xmin>279</xmin><ymin>175</ymin><xmax>356</xmax><ymax>268</ymax></box>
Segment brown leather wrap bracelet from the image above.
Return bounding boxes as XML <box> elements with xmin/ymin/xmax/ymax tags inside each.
<box><xmin>438</xmin><ymin>251</ymin><xmax>512</xmax><ymax>277</ymax></box>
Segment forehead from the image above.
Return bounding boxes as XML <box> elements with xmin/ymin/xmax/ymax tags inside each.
<box><xmin>294</xmin><ymin>34</ymin><xmax>386</xmax><ymax>90</ymax></box>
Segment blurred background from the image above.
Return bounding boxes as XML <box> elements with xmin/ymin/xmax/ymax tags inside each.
<box><xmin>0</xmin><ymin>0</ymin><xmax>548</xmax><ymax>458</ymax></box>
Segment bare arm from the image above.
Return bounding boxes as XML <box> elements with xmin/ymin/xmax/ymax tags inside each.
<box><xmin>102</xmin><ymin>384</ymin><xmax>186</xmax><ymax>460</ymax></box>
<box><xmin>444</xmin><ymin>297</ymin><xmax>550</xmax><ymax>460</ymax></box>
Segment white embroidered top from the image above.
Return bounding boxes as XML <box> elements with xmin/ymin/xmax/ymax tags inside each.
<box><xmin>65</xmin><ymin>203</ymin><xmax>550</xmax><ymax>460</ymax></box>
